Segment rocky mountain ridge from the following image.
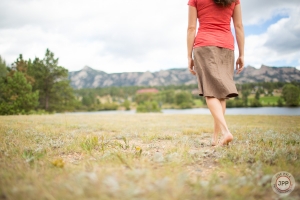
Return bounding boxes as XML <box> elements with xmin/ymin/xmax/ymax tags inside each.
<box><xmin>68</xmin><ymin>65</ymin><xmax>300</xmax><ymax>89</ymax></box>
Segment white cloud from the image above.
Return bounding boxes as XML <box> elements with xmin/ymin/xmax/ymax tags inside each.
<box><xmin>0</xmin><ymin>0</ymin><xmax>187</xmax><ymax>72</ymax></box>
<box><xmin>0</xmin><ymin>0</ymin><xmax>299</xmax><ymax>73</ymax></box>
<box><xmin>244</xmin><ymin>7</ymin><xmax>300</xmax><ymax>68</ymax></box>
<box><xmin>241</xmin><ymin>0</ymin><xmax>299</xmax><ymax>25</ymax></box>
<box><xmin>264</xmin><ymin>9</ymin><xmax>300</xmax><ymax>54</ymax></box>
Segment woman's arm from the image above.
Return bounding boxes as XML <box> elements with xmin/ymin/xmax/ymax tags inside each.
<box><xmin>232</xmin><ymin>4</ymin><xmax>245</xmax><ymax>74</ymax></box>
<box><xmin>187</xmin><ymin>6</ymin><xmax>197</xmax><ymax>75</ymax></box>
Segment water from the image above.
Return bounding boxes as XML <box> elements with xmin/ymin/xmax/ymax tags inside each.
<box><xmin>67</xmin><ymin>107</ymin><xmax>300</xmax><ymax>116</ymax></box>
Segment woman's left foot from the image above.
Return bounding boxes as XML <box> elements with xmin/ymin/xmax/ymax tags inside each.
<box><xmin>211</xmin><ymin>140</ymin><xmax>217</xmax><ymax>146</ymax></box>
<box><xmin>211</xmin><ymin>133</ymin><xmax>219</xmax><ymax>146</ymax></box>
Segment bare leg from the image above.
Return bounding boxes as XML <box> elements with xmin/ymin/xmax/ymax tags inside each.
<box><xmin>206</xmin><ymin>97</ymin><xmax>233</xmax><ymax>146</ymax></box>
<box><xmin>212</xmin><ymin>99</ymin><xmax>226</xmax><ymax>145</ymax></box>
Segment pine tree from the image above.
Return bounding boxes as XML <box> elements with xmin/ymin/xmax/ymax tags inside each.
<box><xmin>8</xmin><ymin>54</ymin><xmax>35</xmax><ymax>84</ymax></box>
<box><xmin>28</xmin><ymin>49</ymin><xmax>75</xmax><ymax>111</ymax></box>
<box><xmin>0</xmin><ymin>56</ymin><xmax>8</xmax><ymax>78</ymax></box>
<box><xmin>0</xmin><ymin>72</ymin><xmax>39</xmax><ymax>115</ymax></box>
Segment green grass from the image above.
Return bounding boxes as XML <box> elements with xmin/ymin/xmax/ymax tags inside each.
<box><xmin>259</xmin><ymin>96</ymin><xmax>280</xmax><ymax>105</ymax></box>
<box><xmin>194</xmin><ymin>99</ymin><xmax>204</xmax><ymax>107</ymax></box>
<box><xmin>0</xmin><ymin>114</ymin><xmax>299</xmax><ymax>200</ymax></box>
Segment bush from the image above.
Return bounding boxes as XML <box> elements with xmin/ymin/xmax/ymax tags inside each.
<box><xmin>226</xmin><ymin>99</ymin><xmax>235</xmax><ymax>108</ymax></box>
<box><xmin>179</xmin><ymin>102</ymin><xmax>193</xmax><ymax>109</ymax></box>
<box><xmin>123</xmin><ymin>100</ymin><xmax>131</xmax><ymax>110</ymax></box>
<box><xmin>136</xmin><ymin>101</ymin><xmax>161</xmax><ymax>113</ymax></box>
<box><xmin>101</xmin><ymin>102</ymin><xmax>119</xmax><ymax>111</ymax></box>
<box><xmin>28</xmin><ymin>109</ymin><xmax>51</xmax><ymax>115</ymax></box>
<box><xmin>282</xmin><ymin>84</ymin><xmax>300</xmax><ymax>107</ymax></box>
<box><xmin>135</xmin><ymin>93</ymin><xmax>155</xmax><ymax>104</ymax></box>
<box><xmin>250</xmin><ymin>99</ymin><xmax>262</xmax><ymax>107</ymax></box>
<box><xmin>235</xmin><ymin>99</ymin><xmax>245</xmax><ymax>107</ymax></box>
<box><xmin>277</xmin><ymin>98</ymin><xmax>284</xmax><ymax>107</ymax></box>
<box><xmin>175</xmin><ymin>91</ymin><xmax>194</xmax><ymax>109</ymax></box>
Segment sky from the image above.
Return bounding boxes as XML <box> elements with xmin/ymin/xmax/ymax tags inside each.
<box><xmin>0</xmin><ymin>0</ymin><xmax>300</xmax><ymax>73</ymax></box>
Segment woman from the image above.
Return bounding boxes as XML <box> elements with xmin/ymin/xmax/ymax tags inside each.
<box><xmin>187</xmin><ymin>0</ymin><xmax>244</xmax><ymax>146</ymax></box>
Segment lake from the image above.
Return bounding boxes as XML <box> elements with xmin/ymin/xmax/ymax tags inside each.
<box><xmin>67</xmin><ymin>107</ymin><xmax>300</xmax><ymax>116</ymax></box>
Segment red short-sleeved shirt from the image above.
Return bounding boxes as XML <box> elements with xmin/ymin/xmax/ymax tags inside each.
<box><xmin>188</xmin><ymin>0</ymin><xmax>240</xmax><ymax>50</ymax></box>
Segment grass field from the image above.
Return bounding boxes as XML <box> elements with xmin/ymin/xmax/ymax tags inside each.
<box><xmin>193</xmin><ymin>99</ymin><xmax>204</xmax><ymax>107</ymax></box>
<box><xmin>0</xmin><ymin>114</ymin><xmax>299</xmax><ymax>200</ymax></box>
<box><xmin>259</xmin><ymin>96</ymin><xmax>280</xmax><ymax>106</ymax></box>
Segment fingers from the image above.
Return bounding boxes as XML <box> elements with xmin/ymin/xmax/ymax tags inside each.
<box><xmin>188</xmin><ymin>59</ymin><xmax>196</xmax><ymax>75</ymax></box>
<box><xmin>235</xmin><ymin>57</ymin><xmax>244</xmax><ymax>74</ymax></box>
<box><xmin>235</xmin><ymin>59</ymin><xmax>239</xmax><ymax>74</ymax></box>
<box><xmin>236</xmin><ymin>58</ymin><xmax>240</xmax><ymax>71</ymax></box>
<box><xmin>236</xmin><ymin>65</ymin><xmax>244</xmax><ymax>74</ymax></box>
<box><xmin>189</xmin><ymin>67</ymin><xmax>196</xmax><ymax>75</ymax></box>
<box><xmin>236</xmin><ymin>67</ymin><xmax>243</xmax><ymax>74</ymax></box>
<box><xmin>191</xmin><ymin>70</ymin><xmax>196</xmax><ymax>75</ymax></box>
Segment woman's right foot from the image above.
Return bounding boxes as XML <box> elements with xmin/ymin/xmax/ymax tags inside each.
<box><xmin>219</xmin><ymin>133</ymin><xmax>233</xmax><ymax>146</ymax></box>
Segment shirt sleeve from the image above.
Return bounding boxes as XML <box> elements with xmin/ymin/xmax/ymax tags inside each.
<box><xmin>235</xmin><ymin>0</ymin><xmax>240</xmax><ymax>5</ymax></box>
<box><xmin>188</xmin><ymin>0</ymin><xmax>196</xmax><ymax>7</ymax></box>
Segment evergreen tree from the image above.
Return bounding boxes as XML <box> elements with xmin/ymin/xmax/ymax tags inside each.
<box><xmin>28</xmin><ymin>49</ymin><xmax>75</xmax><ymax>111</ymax></box>
<box><xmin>9</xmin><ymin>55</ymin><xmax>35</xmax><ymax>84</ymax></box>
<box><xmin>0</xmin><ymin>56</ymin><xmax>8</xmax><ymax>78</ymax></box>
<box><xmin>0</xmin><ymin>72</ymin><xmax>39</xmax><ymax>115</ymax></box>
<box><xmin>50</xmin><ymin>80</ymin><xmax>75</xmax><ymax>111</ymax></box>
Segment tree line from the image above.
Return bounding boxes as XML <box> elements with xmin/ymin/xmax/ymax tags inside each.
<box><xmin>75</xmin><ymin>82</ymin><xmax>300</xmax><ymax>111</ymax></box>
<box><xmin>1</xmin><ymin>50</ymin><xmax>300</xmax><ymax>115</ymax></box>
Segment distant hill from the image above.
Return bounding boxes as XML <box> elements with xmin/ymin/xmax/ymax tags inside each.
<box><xmin>68</xmin><ymin>65</ymin><xmax>300</xmax><ymax>89</ymax></box>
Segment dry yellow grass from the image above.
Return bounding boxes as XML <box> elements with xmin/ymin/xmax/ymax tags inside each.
<box><xmin>0</xmin><ymin>114</ymin><xmax>299</xmax><ymax>200</ymax></box>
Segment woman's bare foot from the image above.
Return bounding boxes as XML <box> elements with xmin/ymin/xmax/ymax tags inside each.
<box><xmin>211</xmin><ymin>141</ymin><xmax>217</xmax><ymax>146</ymax></box>
<box><xmin>221</xmin><ymin>133</ymin><xmax>233</xmax><ymax>145</ymax></box>
<box><xmin>218</xmin><ymin>133</ymin><xmax>233</xmax><ymax>146</ymax></box>
<box><xmin>211</xmin><ymin>135</ymin><xmax>218</xmax><ymax>146</ymax></box>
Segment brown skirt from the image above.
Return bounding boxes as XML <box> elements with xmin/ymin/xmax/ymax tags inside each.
<box><xmin>193</xmin><ymin>46</ymin><xmax>238</xmax><ymax>99</ymax></box>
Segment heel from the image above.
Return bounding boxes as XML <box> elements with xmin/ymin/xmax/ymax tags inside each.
<box><xmin>220</xmin><ymin>134</ymin><xmax>233</xmax><ymax>146</ymax></box>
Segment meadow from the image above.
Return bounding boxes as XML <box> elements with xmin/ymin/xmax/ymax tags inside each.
<box><xmin>259</xmin><ymin>96</ymin><xmax>280</xmax><ymax>106</ymax></box>
<box><xmin>0</xmin><ymin>114</ymin><xmax>299</xmax><ymax>200</ymax></box>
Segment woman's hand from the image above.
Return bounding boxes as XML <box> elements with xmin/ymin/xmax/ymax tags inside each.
<box><xmin>236</xmin><ymin>56</ymin><xmax>244</xmax><ymax>74</ymax></box>
<box><xmin>188</xmin><ymin>58</ymin><xmax>196</xmax><ymax>75</ymax></box>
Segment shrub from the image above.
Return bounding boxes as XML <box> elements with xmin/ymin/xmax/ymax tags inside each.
<box><xmin>277</xmin><ymin>98</ymin><xmax>284</xmax><ymax>107</ymax></box>
<box><xmin>123</xmin><ymin>100</ymin><xmax>131</xmax><ymax>110</ymax></box>
<box><xmin>234</xmin><ymin>99</ymin><xmax>245</xmax><ymax>107</ymax></box>
<box><xmin>282</xmin><ymin>84</ymin><xmax>300</xmax><ymax>107</ymax></box>
<box><xmin>250</xmin><ymin>99</ymin><xmax>262</xmax><ymax>107</ymax></box>
<box><xmin>175</xmin><ymin>91</ymin><xmax>194</xmax><ymax>109</ymax></box>
<box><xmin>179</xmin><ymin>102</ymin><xmax>193</xmax><ymax>109</ymax></box>
<box><xmin>101</xmin><ymin>102</ymin><xmax>119</xmax><ymax>111</ymax></box>
<box><xmin>136</xmin><ymin>101</ymin><xmax>161</xmax><ymax>113</ymax></box>
<box><xmin>226</xmin><ymin>99</ymin><xmax>235</xmax><ymax>108</ymax></box>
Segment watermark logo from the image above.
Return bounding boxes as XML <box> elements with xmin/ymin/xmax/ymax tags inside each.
<box><xmin>271</xmin><ymin>171</ymin><xmax>295</xmax><ymax>196</ymax></box>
